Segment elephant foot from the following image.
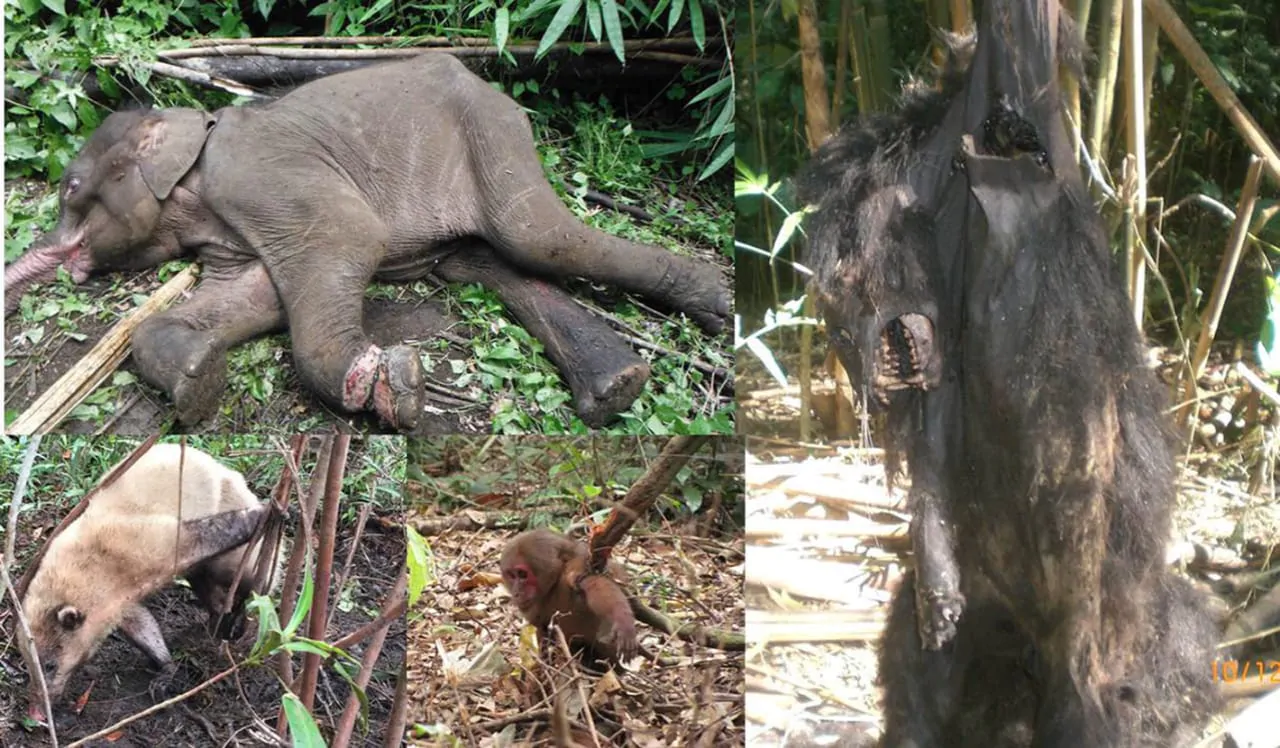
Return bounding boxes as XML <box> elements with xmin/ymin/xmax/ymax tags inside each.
<box><xmin>133</xmin><ymin>319</ymin><xmax>229</xmax><ymax>425</ymax></box>
<box><xmin>344</xmin><ymin>344</ymin><xmax>424</xmax><ymax>430</ymax></box>
<box><xmin>666</xmin><ymin>261</ymin><xmax>730</xmax><ymax>334</ymax></box>
<box><xmin>170</xmin><ymin>364</ymin><xmax>228</xmax><ymax>425</ymax></box>
<box><xmin>575</xmin><ymin>361</ymin><xmax>651</xmax><ymax>427</ymax></box>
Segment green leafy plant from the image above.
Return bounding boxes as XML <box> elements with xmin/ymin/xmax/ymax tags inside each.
<box><xmin>734</xmin><ymin>160</ymin><xmax>817</xmax><ymax>385</ymax></box>
<box><xmin>245</xmin><ymin>564</ymin><xmax>367</xmax><ymax>744</ymax></box>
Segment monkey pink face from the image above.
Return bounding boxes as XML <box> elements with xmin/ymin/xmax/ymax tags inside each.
<box><xmin>501</xmin><ymin>562</ymin><xmax>539</xmax><ymax>609</ymax></box>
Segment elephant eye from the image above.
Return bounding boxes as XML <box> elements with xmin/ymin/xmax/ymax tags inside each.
<box><xmin>65</xmin><ymin>176</ymin><xmax>81</xmax><ymax>195</ymax></box>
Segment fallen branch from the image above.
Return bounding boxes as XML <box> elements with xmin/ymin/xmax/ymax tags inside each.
<box><xmin>632</xmin><ymin>598</ymin><xmax>744</xmax><ymax>651</ymax></box>
<box><xmin>7</xmin><ymin>265</ymin><xmax>199</xmax><ymax>434</ymax></box>
<box><xmin>333</xmin><ymin>561</ymin><xmax>407</xmax><ymax>748</ymax></box>
<box><xmin>164</xmin><ymin>36</ymin><xmax>709</xmax><ymax>56</ymax></box>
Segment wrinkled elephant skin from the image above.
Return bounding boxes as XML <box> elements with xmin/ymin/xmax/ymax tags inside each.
<box><xmin>5</xmin><ymin>54</ymin><xmax>730</xmax><ymax>430</ymax></box>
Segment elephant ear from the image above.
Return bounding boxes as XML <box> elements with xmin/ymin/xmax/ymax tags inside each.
<box><xmin>137</xmin><ymin>108</ymin><xmax>216</xmax><ymax>200</ymax></box>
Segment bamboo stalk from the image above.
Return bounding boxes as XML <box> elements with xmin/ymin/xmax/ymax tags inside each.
<box><xmin>797</xmin><ymin>0</ymin><xmax>833</xmax><ymax>445</ymax></box>
<box><xmin>157</xmin><ymin>36</ymin><xmax>705</xmax><ymax>60</ymax></box>
<box><xmin>1064</xmin><ymin>0</ymin><xmax>1094</xmax><ymax>163</ymax></box>
<box><xmin>1089</xmin><ymin>0</ymin><xmax>1124</xmax><ymax>166</ymax></box>
<box><xmin>1188</xmin><ymin>157</ymin><xmax>1265</xmax><ymax>384</ymax></box>
<box><xmin>1144</xmin><ymin>0</ymin><xmax>1280</xmax><ymax>187</ymax></box>
<box><xmin>7</xmin><ymin>266</ymin><xmax>198</xmax><ymax>434</ymax></box>
<box><xmin>1123</xmin><ymin>0</ymin><xmax>1149</xmax><ymax>323</ymax></box>
<box><xmin>950</xmin><ymin>0</ymin><xmax>971</xmax><ymax>31</ymax></box>
<box><xmin>850</xmin><ymin>1</ymin><xmax>875</xmax><ymax>113</ymax></box>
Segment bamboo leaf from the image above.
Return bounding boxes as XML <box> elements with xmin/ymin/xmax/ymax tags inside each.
<box><xmin>536</xmin><ymin>0</ymin><xmax>584</xmax><ymax>59</ymax></box>
<box><xmin>601</xmin><ymin>0</ymin><xmax>625</xmax><ymax>64</ymax></box>
<box><xmin>688</xmin><ymin>0</ymin><xmax>705</xmax><ymax>50</ymax></box>
<box><xmin>586</xmin><ymin>0</ymin><xmax>602</xmax><ymax>41</ymax></box>
<box><xmin>495</xmin><ymin>6</ymin><xmax>510</xmax><ymax>54</ymax></box>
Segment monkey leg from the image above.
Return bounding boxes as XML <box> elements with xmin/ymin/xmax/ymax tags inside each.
<box><xmin>879</xmin><ymin>571</ymin><xmax>962</xmax><ymax>746</ymax></box>
<box><xmin>1027</xmin><ymin>482</ymin><xmax>1116</xmax><ymax>748</ymax></box>
<box><xmin>435</xmin><ymin>243</ymin><xmax>650</xmax><ymax>426</ymax></box>
<box><xmin>882</xmin><ymin>572</ymin><xmax>1039</xmax><ymax>748</ymax></box>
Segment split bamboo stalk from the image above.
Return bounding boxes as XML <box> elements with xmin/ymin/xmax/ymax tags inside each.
<box><xmin>7</xmin><ymin>265</ymin><xmax>198</xmax><ymax>434</ymax></box>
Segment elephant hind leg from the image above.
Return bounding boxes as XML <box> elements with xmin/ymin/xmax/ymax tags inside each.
<box><xmin>464</xmin><ymin>112</ymin><xmax>729</xmax><ymax>333</ymax></box>
<box><xmin>133</xmin><ymin>262</ymin><xmax>285</xmax><ymax>425</ymax></box>
<box><xmin>435</xmin><ymin>240</ymin><xmax>650</xmax><ymax>425</ymax></box>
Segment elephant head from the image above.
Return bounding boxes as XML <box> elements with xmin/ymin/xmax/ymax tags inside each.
<box><xmin>4</xmin><ymin>108</ymin><xmax>216</xmax><ymax>316</ymax></box>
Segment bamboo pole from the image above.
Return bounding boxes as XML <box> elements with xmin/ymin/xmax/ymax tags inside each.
<box><xmin>797</xmin><ymin>0</ymin><xmax>833</xmax><ymax>445</ymax></box>
<box><xmin>1123</xmin><ymin>0</ymin><xmax>1149</xmax><ymax>323</ymax></box>
<box><xmin>7</xmin><ymin>265</ymin><xmax>198</xmax><ymax>434</ymax></box>
<box><xmin>1089</xmin><ymin>0</ymin><xmax>1124</xmax><ymax>166</ymax></box>
<box><xmin>1187</xmin><ymin>157</ymin><xmax>1265</xmax><ymax>389</ymax></box>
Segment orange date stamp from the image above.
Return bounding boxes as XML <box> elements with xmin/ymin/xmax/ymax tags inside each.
<box><xmin>1212</xmin><ymin>660</ymin><xmax>1280</xmax><ymax>683</ymax></box>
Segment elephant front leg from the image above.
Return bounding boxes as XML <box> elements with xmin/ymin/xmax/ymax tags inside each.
<box><xmin>261</xmin><ymin>224</ymin><xmax>425</xmax><ymax>431</ymax></box>
<box><xmin>435</xmin><ymin>242</ymin><xmax>650</xmax><ymax>426</ymax></box>
<box><xmin>132</xmin><ymin>262</ymin><xmax>285</xmax><ymax>425</ymax></box>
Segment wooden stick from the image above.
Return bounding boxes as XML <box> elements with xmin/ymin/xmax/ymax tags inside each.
<box><xmin>7</xmin><ymin>266</ymin><xmax>198</xmax><ymax>434</ymax></box>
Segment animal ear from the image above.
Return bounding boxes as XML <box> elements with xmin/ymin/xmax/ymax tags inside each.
<box><xmin>136</xmin><ymin>108</ymin><xmax>216</xmax><ymax>200</ymax></box>
<box><xmin>56</xmin><ymin>605</ymin><xmax>84</xmax><ymax>631</ymax></box>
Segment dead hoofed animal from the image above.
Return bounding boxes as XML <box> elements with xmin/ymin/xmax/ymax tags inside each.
<box><xmin>797</xmin><ymin>1</ymin><xmax>1220</xmax><ymax>746</ymax></box>
<box><xmin>3</xmin><ymin>54</ymin><xmax>731</xmax><ymax>431</ymax></box>
<box><xmin>19</xmin><ymin>444</ymin><xmax>280</xmax><ymax>722</ymax></box>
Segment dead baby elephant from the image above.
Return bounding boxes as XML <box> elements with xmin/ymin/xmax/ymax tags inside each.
<box><xmin>4</xmin><ymin>54</ymin><xmax>730</xmax><ymax>430</ymax></box>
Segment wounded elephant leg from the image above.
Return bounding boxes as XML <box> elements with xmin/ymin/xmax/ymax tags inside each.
<box><xmin>435</xmin><ymin>242</ymin><xmax>650</xmax><ymax>426</ymax></box>
<box><xmin>256</xmin><ymin>195</ymin><xmax>425</xmax><ymax>431</ymax></box>
<box><xmin>133</xmin><ymin>262</ymin><xmax>285</xmax><ymax>425</ymax></box>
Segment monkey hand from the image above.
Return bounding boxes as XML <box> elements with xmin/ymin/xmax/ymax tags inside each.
<box><xmin>611</xmin><ymin>616</ymin><xmax>639</xmax><ymax>661</ymax></box>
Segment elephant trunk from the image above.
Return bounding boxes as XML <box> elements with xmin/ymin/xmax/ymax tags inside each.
<box><xmin>4</xmin><ymin>228</ymin><xmax>91</xmax><ymax>317</ymax></box>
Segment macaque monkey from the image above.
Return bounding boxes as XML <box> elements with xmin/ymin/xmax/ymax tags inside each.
<box><xmin>500</xmin><ymin>528</ymin><xmax>638</xmax><ymax>666</ymax></box>
<box><xmin>20</xmin><ymin>444</ymin><xmax>278</xmax><ymax>721</ymax></box>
